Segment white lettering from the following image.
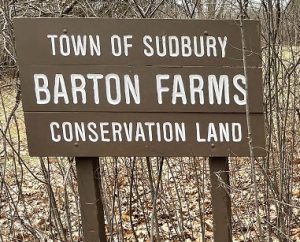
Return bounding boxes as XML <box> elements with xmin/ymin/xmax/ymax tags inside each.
<box><xmin>189</xmin><ymin>75</ymin><xmax>204</xmax><ymax>104</ymax></box>
<box><xmin>74</xmin><ymin>122</ymin><xmax>86</xmax><ymax>141</ymax></box>
<box><xmin>143</xmin><ymin>35</ymin><xmax>154</xmax><ymax>57</ymax></box>
<box><xmin>233</xmin><ymin>74</ymin><xmax>246</xmax><ymax>105</ymax></box>
<box><xmin>181</xmin><ymin>36</ymin><xmax>192</xmax><ymax>57</ymax></box>
<box><xmin>99</xmin><ymin>122</ymin><xmax>110</xmax><ymax>142</ymax></box>
<box><xmin>50</xmin><ymin>122</ymin><xmax>61</xmax><ymax>142</ymax></box>
<box><xmin>89</xmin><ymin>35</ymin><xmax>101</xmax><ymax>56</ymax></box>
<box><xmin>163</xmin><ymin>122</ymin><xmax>173</xmax><ymax>142</ymax></box>
<box><xmin>54</xmin><ymin>74</ymin><xmax>69</xmax><ymax>104</ymax></box>
<box><xmin>60</xmin><ymin>35</ymin><xmax>71</xmax><ymax>56</ymax></box>
<box><xmin>71</xmin><ymin>35</ymin><xmax>87</xmax><ymax>56</ymax></box>
<box><xmin>112</xmin><ymin>122</ymin><xmax>123</xmax><ymax>141</ymax></box>
<box><xmin>206</xmin><ymin>36</ymin><xmax>217</xmax><ymax>57</ymax></box>
<box><xmin>156</xmin><ymin>74</ymin><xmax>170</xmax><ymax>104</ymax></box>
<box><xmin>123</xmin><ymin>35</ymin><xmax>133</xmax><ymax>56</ymax></box>
<box><xmin>156</xmin><ymin>36</ymin><xmax>167</xmax><ymax>57</ymax></box>
<box><xmin>207</xmin><ymin>123</ymin><xmax>218</xmax><ymax>142</ymax></box>
<box><xmin>71</xmin><ymin>74</ymin><xmax>86</xmax><ymax>104</ymax></box>
<box><xmin>232</xmin><ymin>123</ymin><xmax>242</xmax><ymax>142</ymax></box>
<box><xmin>47</xmin><ymin>35</ymin><xmax>58</xmax><ymax>55</ymax></box>
<box><xmin>34</xmin><ymin>74</ymin><xmax>51</xmax><ymax>104</ymax></box>
<box><xmin>124</xmin><ymin>75</ymin><xmax>140</xmax><ymax>104</ymax></box>
<box><xmin>111</xmin><ymin>35</ymin><xmax>122</xmax><ymax>56</ymax></box>
<box><xmin>86</xmin><ymin>74</ymin><xmax>103</xmax><ymax>104</ymax></box>
<box><xmin>87</xmin><ymin>122</ymin><xmax>98</xmax><ymax>142</ymax></box>
<box><xmin>168</xmin><ymin>36</ymin><xmax>180</xmax><ymax>57</ymax></box>
<box><xmin>208</xmin><ymin>75</ymin><xmax>230</xmax><ymax>105</ymax></box>
<box><xmin>62</xmin><ymin>122</ymin><xmax>73</xmax><ymax>142</ymax></box>
<box><xmin>172</xmin><ymin>74</ymin><xmax>187</xmax><ymax>104</ymax></box>
<box><xmin>218</xmin><ymin>36</ymin><xmax>227</xmax><ymax>58</ymax></box>
<box><xmin>105</xmin><ymin>74</ymin><xmax>121</xmax><ymax>105</ymax></box>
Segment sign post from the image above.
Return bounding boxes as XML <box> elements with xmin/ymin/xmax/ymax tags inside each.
<box><xmin>14</xmin><ymin>18</ymin><xmax>265</xmax><ymax>241</ymax></box>
<box><xmin>209</xmin><ymin>157</ymin><xmax>232</xmax><ymax>242</ymax></box>
<box><xmin>76</xmin><ymin>157</ymin><xmax>107</xmax><ymax>242</ymax></box>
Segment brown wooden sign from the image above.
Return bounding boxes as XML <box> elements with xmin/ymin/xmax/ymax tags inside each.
<box><xmin>14</xmin><ymin>18</ymin><xmax>265</xmax><ymax>157</ymax></box>
<box><xmin>14</xmin><ymin>18</ymin><xmax>261</xmax><ymax>67</ymax></box>
<box><xmin>24</xmin><ymin>112</ymin><xmax>265</xmax><ymax>156</ymax></box>
<box><xmin>20</xmin><ymin>66</ymin><xmax>263</xmax><ymax>113</ymax></box>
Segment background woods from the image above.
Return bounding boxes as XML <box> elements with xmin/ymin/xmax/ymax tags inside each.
<box><xmin>0</xmin><ymin>0</ymin><xmax>300</xmax><ymax>241</ymax></box>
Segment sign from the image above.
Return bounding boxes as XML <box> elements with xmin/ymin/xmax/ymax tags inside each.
<box><xmin>14</xmin><ymin>18</ymin><xmax>265</xmax><ymax>156</ymax></box>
